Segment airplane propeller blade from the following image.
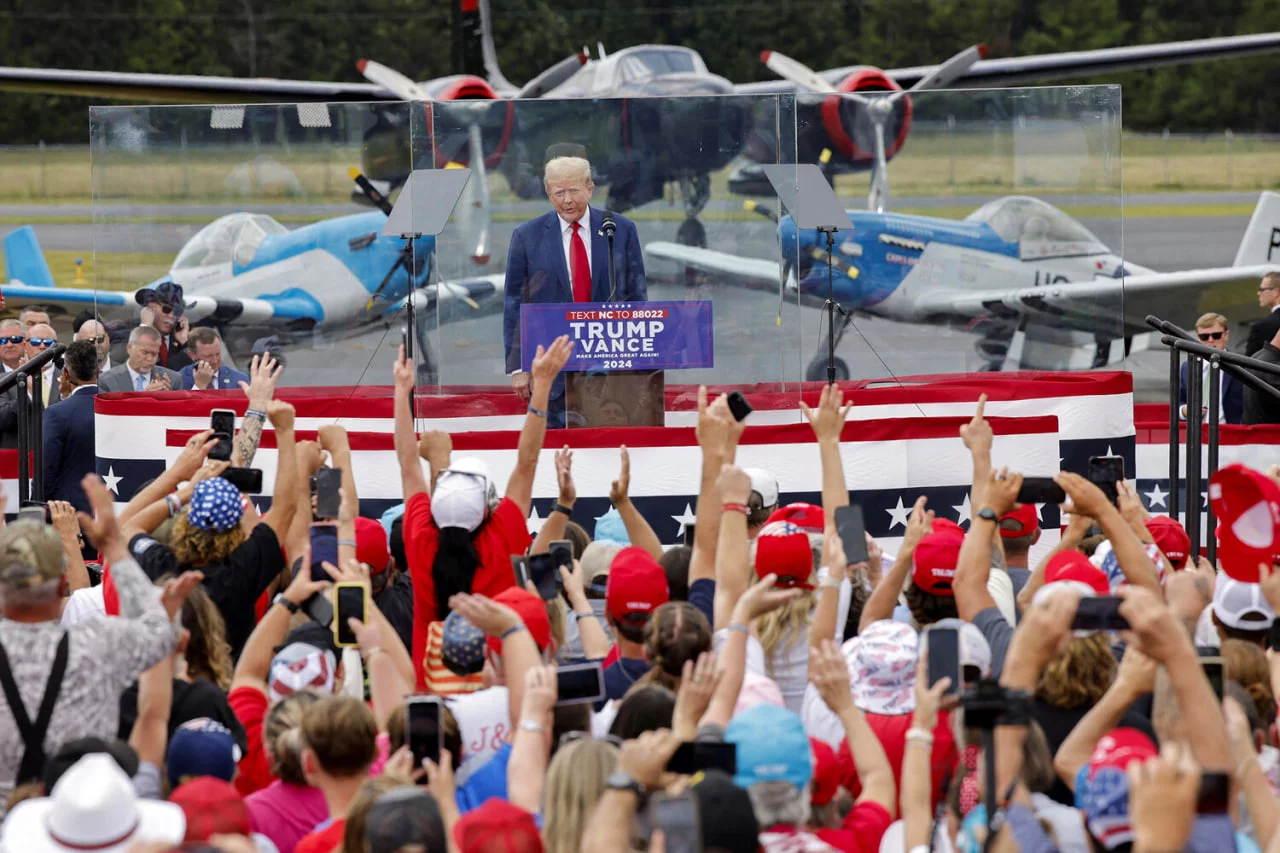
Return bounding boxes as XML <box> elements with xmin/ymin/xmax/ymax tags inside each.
<box><xmin>905</xmin><ymin>44</ymin><xmax>987</xmax><ymax>93</ymax></box>
<box><xmin>760</xmin><ymin>50</ymin><xmax>838</xmax><ymax>94</ymax></box>
<box><xmin>514</xmin><ymin>51</ymin><xmax>589</xmax><ymax>99</ymax></box>
<box><xmin>743</xmin><ymin>199</ymin><xmax>778</xmax><ymax>223</ymax></box>
<box><xmin>348</xmin><ymin>167</ymin><xmax>393</xmax><ymax>216</ymax></box>
<box><xmin>355</xmin><ymin>59</ymin><xmax>430</xmax><ymax>101</ymax></box>
<box><xmin>597</xmin><ymin>41</ymin><xmax>608</xmax><ymax>60</ymax></box>
<box><xmin>868</xmin><ymin>119</ymin><xmax>889</xmax><ymax>213</ymax></box>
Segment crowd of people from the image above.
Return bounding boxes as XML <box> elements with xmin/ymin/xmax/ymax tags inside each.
<box><xmin>0</xmin><ymin>329</ymin><xmax>1276</xmax><ymax>853</ymax></box>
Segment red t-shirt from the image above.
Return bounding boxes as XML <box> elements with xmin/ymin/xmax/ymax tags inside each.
<box><xmin>295</xmin><ymin>818</ymin><xmax>346</xmax><ymax>853</ymax></box>
<box><xmin>229</xmin><ymin>686</ymin><xmax>272</xmax><ymax>797</ymax></box>
<box><xmin>760</xmin><ymin>803</ymin><xmax>893</xmax><ymax>853</ymax></box>
<box><xmin>836</xmin><ymin>711</ymin><xmax>957</xmax><ymax>810</ymax></box>
<box><xmin>405</xmin><ymin>492</ymin><xmax>531</xmax><ymax>689</ymax></box>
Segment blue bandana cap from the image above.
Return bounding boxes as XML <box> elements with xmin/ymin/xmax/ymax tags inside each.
<box><xmin>188</xmin><ymin>477</ymin><xmax>245</xmax><ymax>533</ymax></box>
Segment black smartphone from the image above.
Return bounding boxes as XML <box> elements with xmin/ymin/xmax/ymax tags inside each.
<box><xmin>1197</xmin><ymin>771</ymin><xmax>1231</xmax><ymax>814</ymax></box>
<box><xmin>527</xmin><ymin>552</ymin><xmax>562</xmax><ymax>601</ymax></box>
<box><xmin>926</xmin><ymin>626</ymin><xmax>961</xmax><ymax>696</ymax></box>
<box><xmin>407</xmin><ymin>695</ymin><xmax>443</xmax><ymax>767</ymax></box>
<box><xmin>1071</xmin><ymin>596</ymin><xmax>1129</xmax><ymax>631</ymax></box>
<box><xmin>651</xmin><ymin>792</ymin><xmax>702</xmax><ymax>853</ymax></box>
<box><xmin>1017</xmin><ymin>477</ymin><xmax>1066</xmax><ymax>505</ymax></box>
<box><xmin>834</xmin><ymin>504</ymin><xmax>869</xmax><ymax>565</ymax></box>
<box><xmin>665</xmin><ymin>741</ymin><xmax>737</xmax><ymax>775</ymax></box>
<box><xmin>222</xmin><ymin>466</ymin><xmax>263</xmax><ymax>494</ymax></box>
<box><xmin>1088</xmin><ymin>455</ymin><xmax>1125</xmax><ymax>506</ymax></box>
<box><xmin>726</xmin><ymin>390</ymin><xmax>752</xmax><ymax>422</ymax></box>
<box><xmin>511</xmin><ymin>555</ymin><xmax>531</xmax><ymax>589</ymax></box>
<box><xmin>683</xmin><ymin>523</ymin><xmax>696</xmax><ymax>548</ymax></box>
<box><xmin>209</xmin><ymin>408</ymin><xmax>235</xmax><ymax>462</ymax></box>
<box><xmin>556</xmin><ymin>661</ymin><xmax>606</xmax><ymax>706</ymax></box>
<box><xmin>1270</xmin><ymin>620</ymin><xmax>1280</xmax><ymax>652</ymax></box>
<box><xmin>1201</xmin><ymin>657</ymin><xmax>1224</xmax><ymax>701</ymax></box>
<box><xmin>304</xmin><ymin>591</ymin><xmax>333</xmax><ymax>627</ymax></box>
<box><xmin>549</xmin><ymin>539</ymin><xmax>574</xmax><ymax>573</ymax></box>
<box><xmin>334</xmin><ymin>584</ymin><xmax>367</xmax><ymax>647</ymax></box>
<box><xmin>310</xmin><ymin>524</ymin><xmax>339</xmax><ymax>582</ymax></box>
<box><xmin>315</xmin><ymin>467</ymin><xmax>343</xmax><ymax>519</ymax></box>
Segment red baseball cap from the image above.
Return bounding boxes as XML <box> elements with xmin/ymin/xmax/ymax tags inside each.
<box><xmin>453</xmin><ymin>799</ymin><xmax>544</xmax><ymax>853</ymax></box>
<box><xmin>169</xmin><ymin>776</ymin><xmax>251</xmax><ymax>841</ymax></box>
<box><xmin>354</xmin><ymin>516</ymin><xmax>392</xmax><ymax>574</ymax></box>
<box><xmin>485</xmin><ymin>587</ymin><xmax>552</xmax><ymax>655</ymax></box>
<box><xmin>911</xmin><ymin>523</ymin><xmax>964</xmax><ymax>596</ymax></box>
<box><xmin>755</xmin><ymin>530</ymin><xmax>815</xmax><ymax>589</ymax></box>
<box><xmin>1044</xmin><ymin>550</ymin><xmax>1110</xmax><ymax>595</ymax></box>
<box><xmin>809</xmin><ymin>737</ymin><xmax>841</xmax><ymax>806</ymax></box>
<box><xmin>1210</xmin><ymin>464</ymin><xmax>1280</xmax><ymax>582</ymax></box>
<box><xmin>1000</xmin><ymin>504</ymin><xmax>1039</xmax><ymax>539</ymax></box>
<box><xmin>764</xmin><ymin>502</ymin><xmax>825</xmax><ymax>535</ymax></box>
<box><xmin>1144</xmin><ymin>515</ymin><xmax>1191</xmax><ymax>571</ymax></box>
<box><xmin>1085</xmin><ymin>727</ymin><xmax>1158</xmax><ymax>778</ymax></box>
<box><xmin>605</xmin><ymin>547</ymin><xmax>670</xmax><ymax>623</ymax></box>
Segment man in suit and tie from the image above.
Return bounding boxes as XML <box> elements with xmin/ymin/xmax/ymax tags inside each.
<box><xmin>179</xmin><ymin>327</ymin><xmax>250</xmax><ymax>391</ymax></box>
<box><xmin>1179</xmin><ymin>312</ymin><xmax>1245</xmax><ymax>424</ymax></box>
<box><xmin>23</xmin><ymin>323</ymin><xmax>61</xmax><ymax>410</ymax></box>
<box><xmin>43</xmin><ymin>341</ymin><xmax>99</xmax><ymax>513</ymax></box>
<box><xmin>503</xmin><ymin>155</ymin><xmax>647</xmax><ymax>427</ymax></box>
<box><xmin>1246</xmin><ymin>272</ymin><xmax>1280</xmax><ymax>356</ymax></box>
<box><xmin>98</xmin><ymin>326</ymin><xmax>183</xmax><ymax>393</ymax></box>
<box><xmin>0</xmin><ymin>321</ymin><xmax>60</xmax><ymax>448</ymax></box>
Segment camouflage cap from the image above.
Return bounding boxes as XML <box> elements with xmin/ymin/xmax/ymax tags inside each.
<box><xmin>0</xmin><ymin>520</ymin><xmax>66</xmax><ymax>588</ymax></box>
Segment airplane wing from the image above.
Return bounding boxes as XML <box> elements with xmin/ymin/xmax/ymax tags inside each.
<box><xmin>645</xmin><ymin>242</ymin><xmax>786</xmax><ymax>290</ymax></box>
<box><xmin>908</xmin><ymin>265</ymin><xmax>1280</xmax><ymax>336</ymax></box>
<box><xmin>734</xmin><ymin>31</ymin><xmax>1280</xmax><ymax>94</ymax></box>
<box><xmin>0</xmin><ymin>67</ymin><xmax>392</xmax><ymax>103</ymax></box>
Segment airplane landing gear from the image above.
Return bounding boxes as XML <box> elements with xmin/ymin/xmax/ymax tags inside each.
<box><xmin>676</xmin><ymin>174</ymin><xmax>711</xmax><ymax>248</ymax></box>
<box><xmin>804</xmin><ymin>308</ymin><xmax>853</xmax><ymax>382</ymax></box>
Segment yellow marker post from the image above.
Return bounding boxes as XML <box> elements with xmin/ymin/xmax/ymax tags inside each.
<box><xmin>73</xmin><ymin>258</ymin><xmax>85</xmax><ymax>285</ymax></box>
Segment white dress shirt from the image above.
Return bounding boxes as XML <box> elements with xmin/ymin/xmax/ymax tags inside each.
<box><xmin>559</xmin><ymin>212</ymin><xmax>592</xmax><ymax>283</ymax></box>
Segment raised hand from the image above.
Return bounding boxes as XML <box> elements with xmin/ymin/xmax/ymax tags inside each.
<box><xmin>317</xmin><ymin>424</ymin><xmax>349</xmax><ymax>454</ymax></box>
<box><xmin>295</xmin><ymin>441</ymin><xmax>329</xmax><ymax>474</ymax></box>
<box><xmin>393</xmin><ymin>344</ymin><xmax>415</xmax><ymax>393</ymax></box>
<box><xmin>76</xmin><ymin>474</ymin><xmax>124</xmax><ymax>549</ymax></box>
<box><xmin>1117</xmin><ymin>585</ymin><xmax>1190</xmax><ymax>665</ymax></box>
<box><xmin>716</xmin><ymin>463</ymin><xmax>752</xmax><ymax>506</ymax></box>
<box><xmin>266</xmin><ymin>399</ymin><xmax>296</xmax><ymax>431</ymax></box>
<box><xmin>160</xmin><ymin>570</ymin><xmax>206</xmax><ymax>621</ymax></box>
<box><xmin>239</xmin><ymin>353</ymin><xmax>282</xmax><ymax>406</ymax></box>
<box><xmin>1117</xmin><ymin>480</ymin><xmax>1149</xmax><ymax>527</ymax></box>
<box><xmin>820</xmin><ymin>527</ymin><xmax>848</xmax><ymax>580</ymax></box>
<box><xmin>555</xmin><ymin>445</ymin><xmax>576</xmax><ymax>506</ymax></box>
<box><xmin>417</xmin><ymin>430</ymin><xmax>452</xmax><ymax>470</ymax></box>
<box><xmin>673</xmin><ymin>652</ymin><xmax>721</xmax><ymax>731</ymax></box>
<box><xmin>695</xmin><ymin>386</ymin><xmax>740</xmax><ymax>453</ymax></box>
<box><xmin>902</xmin><ymin>496</ymin><xmax>934</xmax><ymax>553</ymax></box>
<box><xmin>609</xmin><ymin>445</ymin><xmax>631</xmax><ymax>505</ymax></box>
<box><xmin>619</xmin><ymin>728</ymin><xmax>681</xmax><ymax>788</ymax></box>
<box><xmin>732</xmin><ymin>573</ymin><xmax>803</xmax><ymax>622</ymax></box>
<box><xmin>800</xmin><ymin>383</ymin><xmax>851</xmax><ymax>444</ymax></box>
<box><xmin>531</xmin><ymin>335</ymin><xmax>574</xmax><ymax>383</ymax></box>
<box><xmin>983</xmin><ymin>468</ymin><xmax>1023</xmax><ymax>517</ymax></box>
<box><xmin>172</xmin><ymin>429</ymin><xmax>217</xmax><ymax>479</ymax></box>
<box><xmin>447</xmin><ymin>592</ymin><xmax>522</xmax><ymax>638</ymax></box>
<box><xmin>1127</xmin><ymin>743</ymin><xmax>1200</xmax><ymax>853</ymax></box>
<box><xmin>1055</xmin><ymin>471</ymin><xmax>1115</xmax><ymax>522</ymax></box>
<box><xmin>809</xmin><ymin>639</ymin><xmax>854</xmax><ymax>715</ymax></box>
<box><xmin>47</xmin><ymin>500</ymin><xmax>80</xmax><ymax>545</ymax></box>
<box><xmin>959</xmin><ymin>393</ymin><xmax>992</xmax><ymax>455</ymax></box>
<box><xmin>521</xmin><ymin>664</ymin><xmax>558</xmax><ymax>718</ymax></box>
<box><xmin>192</xmin><ymin>359</ymin><xmax>215</xmax><ymax>390</ymax></box>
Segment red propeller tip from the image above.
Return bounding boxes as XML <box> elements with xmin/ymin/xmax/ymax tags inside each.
<box><xmin>356</xmin><ymin>59</ymin><xmax>368</xmax><ymax>73</ymax></box>
<box><xmin>577</xmin><ymin>52</ymin><xmax>589</xmax><ymax>64</ymax></box>
<box><xmin>760</xmin><ymin>50</ymin><xmax>772</xmax><ymax>64</ymax></box>
<box><xmin>472</xmin><ymin>254</ymin><xmax>491</xmax><ymax>266</ymax></box>
<box><xmin>977</xmin><ymin>44</ymin><xmax>988</xmax><ymax>59</ymax></box>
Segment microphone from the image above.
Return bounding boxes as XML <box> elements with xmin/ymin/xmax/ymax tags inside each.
<box><xmin>600</xmin><ymin>211</ymin><xmax>616</xmax><ymax>239</ymax></box>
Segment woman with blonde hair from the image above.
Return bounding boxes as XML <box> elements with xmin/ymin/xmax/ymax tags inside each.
<box><xmin>244</xmin><ymin>690</ymin><xmax>329</xmax><ymax>853</ymax></box>
<box><xmin>541</xmin><ymin>737</ymin><xmax>619</xmax><ymax>853</ymax></box>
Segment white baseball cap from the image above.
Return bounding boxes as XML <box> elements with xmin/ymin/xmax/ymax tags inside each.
<box><xmin>744</xmin><ymin>467</ymin><xmax>779</xmax><ymax>509</ymax></box>
<box><xmin>1212</xmin><ymin>573</ymin><xmax>1276</xmax><ymax>631</ymax></box>
<box><xmin>433</xmin><ymin>457</ymin><xmax>493</xmax><ymax>532</ymax></box>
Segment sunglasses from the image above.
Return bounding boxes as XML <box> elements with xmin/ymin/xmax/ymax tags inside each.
<box><xmin>1261</xmin><ymin>286</ymin><xmax>1277</xmax><ymax>293</ymax></box>
<box><xmin>557</xmin><ymin>731</ymin><xmax>624</xmax><ymax>749</ymax></box>
<box><xmin>1198</xmin><ymin>331</ymin><xmax>1225</xmax><ymax>341</ymax></box>
<box><xmin>28</xmin><ymin>338</ymin><xmax>56</xmax><ymax>348</ymax></box>
<box><xmin>0</xmin><ymin>336</ymin><xmax>25</xmax><ymax>345</ymax></box>
<box><xmin>84</xmin><ymin>335</ymin><xmax>106</xmax><ymax>344</ymax></box>
<box><xmin>156</xmin><ymin>303</ymin><xmax>174</xmax><ymax>315</ymax></box>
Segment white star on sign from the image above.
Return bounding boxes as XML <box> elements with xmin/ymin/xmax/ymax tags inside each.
<box><xmin>1034</xmin><ymin>503</ymin><xmax>1045</xmax><ymax>521</ymax></box>
<box><xmin>526</xmin><ymin>506</ymin><xmax>546</xmax><ymax>536</ymax></box>
<box><xmin>672</xmin><ymin>503</ymin><xmax>697</xmax><ymax>538</ymax></box>
<box><xmin>886</xmin><ymin>497</ymin><xmax>912</xmax><ymax>531</ymax></box>
<box><xmin>1144</xmin><ymin>483</ymin><xmax>1168</xmax><ymax>509</ymax></box>
<box><xmin>102</xmin><ymin>466</ymin><xmax>123</xmax><ymax>496</ymax></box>
<box><xmin>952</xmin><ymin>493</ymin><xmax>972</xmax><ymax>526</ymax></box>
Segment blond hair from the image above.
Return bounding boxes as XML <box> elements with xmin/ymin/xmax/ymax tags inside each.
<box><xmin>544</xmin><ymin>156</ymin><xmax>592</xmax><ymax>188</ymax></box>
<box><xmin>1195</xmin><ymin>312</ymin><xmax>1228</xmax><ymax>330</ymax></box>
<box><xmin>1036</xmin><ymin>633</ymin><xmax>1115</xmax><ymax>708</ymax></box>
<box><xmin>542</xmin><ymin>738</ymin><xmax>619</xmax><ymax>853</ymax></box>
<box><xmin>751</xmin><ymin>538</ymin><xmax>820</xmax><ymax>678</ymax></box>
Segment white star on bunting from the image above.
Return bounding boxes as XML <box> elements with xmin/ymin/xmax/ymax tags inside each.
<box><xmin>526</xmin><ymin>506</ymin><xmax>546</xmax><ymax>536</ymax></box>
<box><xmin>671</xmin><ymin>503</ymin><xmax>697</xmax><ymax>538</ymax></box>
<box><xmin>102</xmin><ymin>466</ymin><xmax>123</xmax><ymax>496</ymax></box>
<box><xmin>952</xmin><ymin>494</ymin><xmax>972</xmax><ymax>526</ymax></box>
<box><xmin>886</xmin><ymin>497</ymin><xmax>912</xmax><ymax>531</ymax></box>
<box><xmin>1144</xmin><ymin>483</ymin><xmax>1168</xmax><ymax>509</ymax></box>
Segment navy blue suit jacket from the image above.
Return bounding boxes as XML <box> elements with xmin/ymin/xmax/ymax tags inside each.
<box><xmin>502</xmin><ymin>207</ymin><xmax>647</xmax><ymax>384</ymax></box>
<box><xmin>1179</xmin><ymin>361</ymin><xmax>1244</xmax><ymax>424</ymax></box>
<box><xmin>43</xmin><ymin>385</ymin><xmax>98</xmax><ymax>513</ymax></box>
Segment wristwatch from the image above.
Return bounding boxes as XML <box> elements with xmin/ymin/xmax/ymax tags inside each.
<box><xmin>605</xmin><ymin>770</ymin><xmax>645</xmax><ymax>799</ymax></box>
<box><xmin>976</xmin><ymin>507</ymin><xmax>1000</xmax><ymax>523</ymax></box>
<box><xmin>273</xmin><ymin>593</ymin><xmax>300</xmax><ymax>614</ymax></box>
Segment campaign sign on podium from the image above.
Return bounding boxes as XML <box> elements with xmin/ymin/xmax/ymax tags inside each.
<box><xmin>520</xmin><ymin>301</ymin><xmax>714</xmax><ymax>428</ymax></box>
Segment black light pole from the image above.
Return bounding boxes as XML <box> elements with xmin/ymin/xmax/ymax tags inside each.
<box><xmin>818</xmin><ymin>226</ymin><xmax>838</xmax><ymax>385</ymax></box>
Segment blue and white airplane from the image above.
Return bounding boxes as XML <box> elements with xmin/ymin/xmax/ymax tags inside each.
<box><xmin>648</xmin><ymin>191</ymin><xmax>1280</xmax><ymax>377</ymax></box>
<box><xmin>0</xmin><ymin>177</ymin><xmax>505</xmax><ymax>366</ymax></box>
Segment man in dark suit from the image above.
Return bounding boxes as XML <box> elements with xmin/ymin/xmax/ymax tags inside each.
<box><xmin>1246</xmin><ymin>272</ymin><xmax>1280</xmax><ymax>356</ymax></box>
<box><xmin>1179</xmin><ymin>312</ymin><xmax>1245</xmax><ymax>424</ymax></box>
<box><xmin>43</xmin><ymin>341</ymin><xmax>99</xmax><ymax>513</ymax></box>
<box><xmin>502</xmin><ymin>155</ymin><xmax>647</xmax><ymax>427</ymax></box>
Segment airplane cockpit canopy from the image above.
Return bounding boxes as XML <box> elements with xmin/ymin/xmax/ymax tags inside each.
<box><xmin>172</xmin><ymin>213</ymin><xmax>288</xmax><ymax>271</ymax></box>
<box><xmin>965</xmin><ymin>196</ymin><xmax>1109</xmax><ymax>260</ymax></box>
<box><xmin>558</xmin><ymin>46</ymin><xmax>708</xmax><ymax>96</ymax></box>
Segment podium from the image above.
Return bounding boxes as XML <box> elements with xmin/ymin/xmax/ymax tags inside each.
<box><xmin>520</xmin><ymin>300</ymin><xmax>714</xmax><ymax>428</ymax></box>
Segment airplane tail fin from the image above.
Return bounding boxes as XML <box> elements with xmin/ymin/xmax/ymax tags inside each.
<box><xmin>1233</xmin><ymin>191</ymin><xmax>1280</xmax><ymax>267</ymax></box>
<box><xmin>475</xmin><ymin>0</ymin><xmax>515</xmax><ymax>93</ymax></box>
<box><xmin>3</xmin><ymin>226</ymin><xmax>55</xmax><ymax>288</ymax></box>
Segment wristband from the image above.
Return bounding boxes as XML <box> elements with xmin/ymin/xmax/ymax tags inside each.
<box><xmin>338</xmin><ymin>539</ymin><xmax>357</xmax><ymax>548</ymax></box>
<box><xmin>500</xmin><ymin>624</ymin><xmax>528</xmax><ymax>641</ymax></box>
<box><xmin>518</xmin><ymin>719</ymin><xmax>545</xmax><ymax>734</ymax></box>
<box><xmin>726</xmin><ymin>623</ymin><xmax>750</xmax><ymax>635</ymax></box>
<box><xmin>574</xmin><ymin>611</ymin><xmax>595</xmax><ymax>622</ymax></box>
<box><xmin>245</xmin><ymin>408</ymin><xmax>266</xmax><ymax>421</ymax></box>
<box><xmin>905</xmin><ymin>727</ymin><xmax>935</xmax><ymax>746</ymax></box>
<box><xmin>722</xmin><ymin>502</ymin><xmax>749</xmax><ymax>515</ymax></box>
<box><xmin>527</xmin><ymin>404</ymin><xmax>547</xmax><ymax>419</ymax></box>
<box><xmin>164</xmin><ymin>493</ymin><xmax>181</xmax><ymax>518</ymax></box>
<box><xmin>552</xmin><ymin>503</ymin><xmax>573</xmax><ymax>516</ymax></box>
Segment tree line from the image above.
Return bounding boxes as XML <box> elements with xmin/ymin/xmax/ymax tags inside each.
<box><xmin>0</xmin><ymin>0</ymin><xmax>1277</xmax><ymax>145</ymax></box>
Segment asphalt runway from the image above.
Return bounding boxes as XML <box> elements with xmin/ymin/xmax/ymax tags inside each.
<box><xmin>0</xmin><ymin>192</ymin><xmax>1261</xmax><ymax>399</ymax></box>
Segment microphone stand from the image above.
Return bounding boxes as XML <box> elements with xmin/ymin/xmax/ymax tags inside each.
<box><xmin>818</xmin><ymin>225</ymin><xmax>839</xmax><ymax>385</ymax></box>
<box><xmin>602</xmin><ymin>212</ymin><xmax>617</xmax><ymax>302</ymax></box>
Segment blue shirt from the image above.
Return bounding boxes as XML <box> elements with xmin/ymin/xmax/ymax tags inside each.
<box><xmin>456</xmin><ymin>742</ymin><xmax>513</xmax><ymax>813</ymax></box>
<box><xmin>602</xmin><ymin>657</ymin><xmax>651</xmax><ymax>704</ymax></box>
<box><xmin>179</xmin><ymin>363</ymin><xmax>250</xmax><ymax>391</ymax></box>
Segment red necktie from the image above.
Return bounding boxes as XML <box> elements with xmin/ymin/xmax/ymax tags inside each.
<box><xmin>570</xmin><ymin>222</ymin><xmax>591</xmax><ymax>302</ymax></box>
<box><xmin>158</xmin><ymin>336</ymin><xmax>168</xmax><ymax>366</ymax></box>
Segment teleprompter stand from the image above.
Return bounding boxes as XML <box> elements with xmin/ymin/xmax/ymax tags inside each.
<box><xmin>760</xmin><ymin>164</ymin><xmax>855</xmax><ymax>385</ymax></box>
<box><xmin>381</xmin><ymin>168</ymin><xmax>473</xmax><ymax>417</ymax></box>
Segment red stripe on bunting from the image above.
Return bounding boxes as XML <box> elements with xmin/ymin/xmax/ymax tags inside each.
<box><xmin>0</xmin><ymin>451</ymin><xmax>35</xmax><ymax>479</ymax></box>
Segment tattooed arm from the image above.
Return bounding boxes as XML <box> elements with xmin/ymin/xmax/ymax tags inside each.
<box><xmin>231</xmin><ymin>355</ymin><xmax>282</xmax><ymax>468</ymax></box>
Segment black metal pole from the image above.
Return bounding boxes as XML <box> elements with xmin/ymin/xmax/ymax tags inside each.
<box><xmin>1186</xmin><ymin>356</ymin><xmax>1202</xmax><ymax>560</ymax></box>
<box><xmin>16</xmin><ymin>376</ymin><xmax>28</xmax><ymax>505</ymax></box>
<box><xmin>30</xmin><ymin>372</ymin><xmax>43</xmax><ymax>503</ymax></box>
<box><xmin>1207</xmin><ymin>357</ymin><xmax>1221</xmax><ymax>567</ymax></box>
<box><xmin>1169</xmin><ymin>341</ymin><xmax>1180</xmax><ymax>524</ymax></box>
<box><xmin>606</xmin><ymin>233</ymin><xmax>617</xmax><ymax>303</ymax></box>
<box><xmin>820</xmin><ymin>227</ymin><xmax>837</xmax><ymax>385</ymax></box>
